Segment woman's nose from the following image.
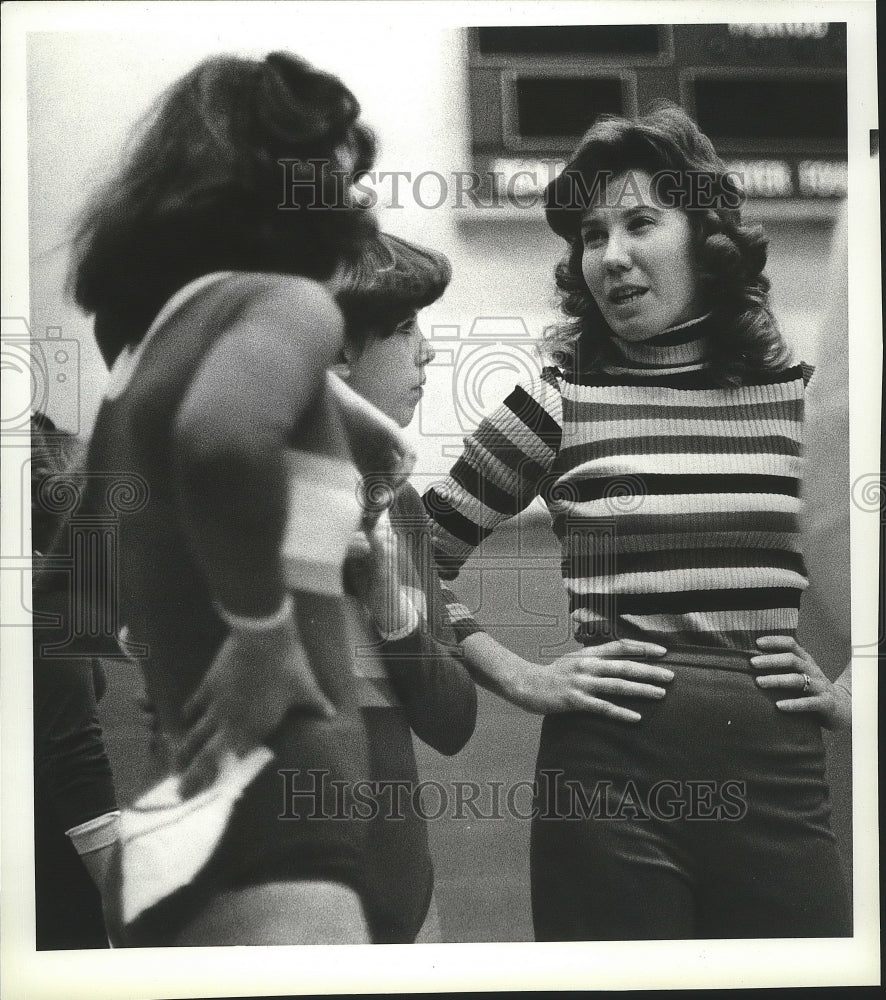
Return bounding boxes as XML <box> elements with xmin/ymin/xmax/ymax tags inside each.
<box><xmin>603</xmin><ymin>231</ymin><xmax>630</xmax><ymax>272</ymax></box>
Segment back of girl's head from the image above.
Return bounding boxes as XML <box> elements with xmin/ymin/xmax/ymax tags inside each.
<box><xmin>333</xmin><ymin>233</ymin><xmax>451</xmax><ymax>349</ymax></box>
<box><xmin>70</xmin><ymin>51</ymin><xmax>377</xmax><ymax>365</ymax></box>
<box><xmin>543</xmin><ymin>104</ymin><xmax>787</xmax><ymax>382</ymax></box>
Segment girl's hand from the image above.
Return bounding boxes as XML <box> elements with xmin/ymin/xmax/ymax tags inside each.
<box><xmin>349</xmin><ymin>514</ymin><xmax>399</xmax><ymax>624</ymax></box>
<box><xmin>175</xmin><ymin>616</ymin><xmax>335</xmax><ymax>798</ymax></box>
<box><xmin>751</xmin><ymin>635</ymin><xmax>851</xmax><ymax>732</ymax></box>
<box><xmin>347</xmin><ymin>510</ymin><xmax>421</xmax><ymax>636</ymax></box>
<box><xmin>511</xmin><ymin>639</ymin><xmax>673</xmax><ymax>721</ymax></box>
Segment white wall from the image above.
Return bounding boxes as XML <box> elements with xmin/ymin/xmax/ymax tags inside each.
<box><xmin>27</xmin><ymin>26</ymin><xmax>837</xmax><ymax>478</ymax></box>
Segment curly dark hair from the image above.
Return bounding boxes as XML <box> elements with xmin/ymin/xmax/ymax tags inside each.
<box><xmin>542</xmin><ymin>104</ymin><xmax>790</xmax><ymax>383</ymax></box>
<box><xmin>333</xmin><ymin>232</ymin><xmax>452</xmax><ymax>351</ymax></box>
<box><xmin>69</xmin><ymin>51</ymin><xmax>377</xmax><ymax>365</ymax></box>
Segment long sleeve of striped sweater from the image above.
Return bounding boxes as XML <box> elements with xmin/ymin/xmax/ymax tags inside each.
<box><xmin>423</xmin><ymin>369</ymin><xmax>563</xmax><ymax>580</ymax></box>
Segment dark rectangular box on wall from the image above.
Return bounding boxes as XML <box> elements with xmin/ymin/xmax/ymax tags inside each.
<box><xmin>467</xmin><ymin>23</ymin><xmax>848</xmax><ymax>204</ymax></box>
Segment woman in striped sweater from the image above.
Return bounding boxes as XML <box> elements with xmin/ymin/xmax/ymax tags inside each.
<box><xmin>424</xmin><ymin>105</ymin><xmax>851</xmax><ymax>940</ymax></box>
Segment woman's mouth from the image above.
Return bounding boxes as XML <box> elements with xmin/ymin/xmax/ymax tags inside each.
<box><xmin>608</xmin><ymin>286</ymin><xmax>648</xmax><ymax>306</ymax></box>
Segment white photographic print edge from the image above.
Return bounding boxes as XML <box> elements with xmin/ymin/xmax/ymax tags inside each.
<box><xmin>1</xmin><ymin>1</ymin><xmax>879</xmax><ymax>996</ymax></box>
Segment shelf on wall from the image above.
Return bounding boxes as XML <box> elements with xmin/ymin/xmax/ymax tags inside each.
<box><xmin>452</xmin><ymin>197</ymin><xmax>844</xmax><ymax>228</ymax></box>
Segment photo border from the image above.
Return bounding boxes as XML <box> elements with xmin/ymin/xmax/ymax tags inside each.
<box><xmin>1</xmin><ymin>1</ymin><xmax>879</xmax><ymax>996</ymax></box>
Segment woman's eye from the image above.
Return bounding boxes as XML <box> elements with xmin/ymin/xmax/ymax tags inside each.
<box><xmin>629</xmin><ymin>215</ymin><xmax>655</xmax><ymax>231</ymax></box>
<box><xmin>582</xmin><ymin>229</ymin><xmax>605</xmax><ymax>246</ymax></box>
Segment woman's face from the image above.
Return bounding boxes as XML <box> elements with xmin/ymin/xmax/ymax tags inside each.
<box><xmin>345</xmin><ymin>312</ymin><xmax>436</xmax><ymax>428</ymax></box>
<box><xmin>580</xmin><ymin>169</ymin><xmax>702</xmax><ymax>342</ymax></box>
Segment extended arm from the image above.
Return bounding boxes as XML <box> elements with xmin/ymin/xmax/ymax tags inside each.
<box><xmin>424</xmin><ymin>376</ymin><xmax>562</xmax><ymax>581</ymax></box>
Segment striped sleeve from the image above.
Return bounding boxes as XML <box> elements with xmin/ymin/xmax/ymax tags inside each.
<box><xmin>423</xmin><ymin>370</ymin><xmax>563</xmax><ymax>579</ymax></box>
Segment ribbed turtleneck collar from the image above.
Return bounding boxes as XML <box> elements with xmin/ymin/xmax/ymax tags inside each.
<box><xmin>604</xmin><ymin>313</ymin><xmax>712</xmax><ymax>375</ymax></box>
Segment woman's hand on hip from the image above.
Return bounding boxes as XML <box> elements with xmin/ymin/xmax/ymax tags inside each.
<box><xmin>751</xmin><ymin>635</ymin><xmax>851</xmax><ymax>732</ymax></box>
<box><xmin>512</xmin><ymin>639</ymin><xmax>672</xmax><ymax>721</ymax></box>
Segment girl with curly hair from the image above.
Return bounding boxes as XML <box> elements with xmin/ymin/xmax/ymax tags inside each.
<box><xmin>424</xmin><ymin>105</ymin><xmax>851</xmax><ymax>940</ymax></box>
<box><xmin>70</xmin><ymin>50</ymin><xmax>390</xmax><ymax>946</ymax></box>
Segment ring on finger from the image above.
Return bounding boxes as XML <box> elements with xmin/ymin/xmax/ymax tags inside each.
<box><xmin>802</xmin><ymin>673</ymin><xmax>811</xmax><ymax>693</ymax></box>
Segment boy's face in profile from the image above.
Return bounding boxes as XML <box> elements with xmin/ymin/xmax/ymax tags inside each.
<box><xmin>345</xmin><ymin>311</ymin><xmax>436</xmax><ymax>428</ymax></box>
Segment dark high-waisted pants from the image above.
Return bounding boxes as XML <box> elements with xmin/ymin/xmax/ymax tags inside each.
<box><xmin>530</xmin><ymin>646</ymin><xmax>852</xmax><ymax>940</ymax></box>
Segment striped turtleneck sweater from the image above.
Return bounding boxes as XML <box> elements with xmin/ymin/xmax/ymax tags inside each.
<box><xmin>424</xmin><ymin>315</ymin><xmax>814</xmax><ymax>652</ymax></box>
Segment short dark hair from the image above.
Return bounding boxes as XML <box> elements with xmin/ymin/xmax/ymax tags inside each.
<box><xmin>542</xmin><ymin>104</ymin><xmax>789</xmax><ymax>384</ymax></box>
<box><xmin>333</xmin><ymin>232</ymin><xmax>451</xmax><ymax>350</ymax></box>
<box><xmin>69</xmin><ymin>51</ymin><xmax>377</xmax><ymax>365</ymax></box>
